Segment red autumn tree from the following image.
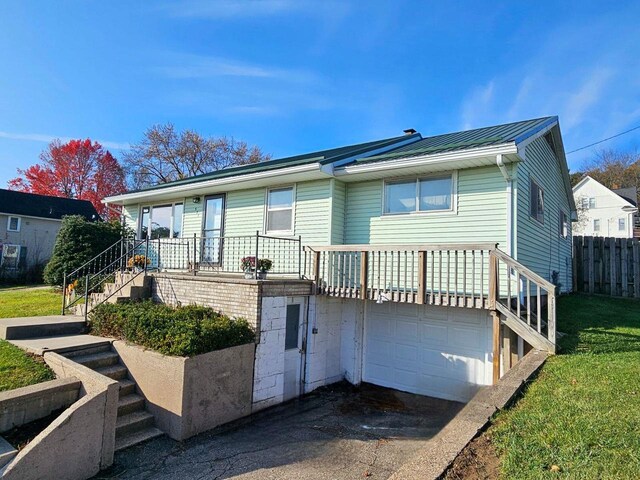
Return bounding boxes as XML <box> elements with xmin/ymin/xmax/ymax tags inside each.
<box><xmin>8</xmin><ymin>139</ymin><xmax>126</xmax><ymax>219</ymax></box>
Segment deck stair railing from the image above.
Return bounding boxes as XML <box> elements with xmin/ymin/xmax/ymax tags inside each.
<box><xmin>305</xmin><ymin>243</ymin><xmax>557</xmax><ymax>354</ymax></box>
<box><xmin>62</xmin><ymin>236</ymin><xmax>147</xmax><ymax>317</ymax></box>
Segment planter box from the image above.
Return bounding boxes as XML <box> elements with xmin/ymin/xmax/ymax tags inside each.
<box><xmin>112</xmin><ymin>341</ymin><xmax>255</xmax><ymax>441</ymax></box>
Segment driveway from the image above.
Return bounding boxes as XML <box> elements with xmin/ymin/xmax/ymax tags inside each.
<box><xmin>96</xmin><ymin>382</ymin><xmax>464</xmax><ymax>480</ymax></box>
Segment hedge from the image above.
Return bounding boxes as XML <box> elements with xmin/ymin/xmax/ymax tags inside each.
<box><xmin>88</xmin><ymin>302</ymin><xmax>255</xmax><ymax>357</ymax></box>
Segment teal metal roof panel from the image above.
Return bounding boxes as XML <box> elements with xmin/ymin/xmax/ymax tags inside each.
<box><xmin>126</xmin><ymin>133</ymin><xmax>420</xmax><ymax>194</ymax></box>
<box><xmin>351</xmin><ymin>116</ymin><xmax>557</xmax><ymax>165</ymax></box>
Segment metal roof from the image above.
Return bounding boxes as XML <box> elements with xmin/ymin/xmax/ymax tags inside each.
<box><xmin>349</xmin><ymin>116</ymin><xmax>558</xmax><ymax>165</ymax></box>
<box><xmin>126</xmin><ymin>133</ymin><xmax>421</xmax><ymax>194</ymax></box>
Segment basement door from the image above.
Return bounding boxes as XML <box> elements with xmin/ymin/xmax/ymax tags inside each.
<box><xmin>363</xmin><ymin>302</ymin><xmax>492</xmax><ymax>403</ymax></box>
<box><xmin>283</xmin><ymin>298</ymin><xmax>305</xmax><ymax>401</ymax></box>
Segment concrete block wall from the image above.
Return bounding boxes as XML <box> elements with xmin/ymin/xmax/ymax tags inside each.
<box><xmin>252</xmin><ymin>296</ymin><xmax>287</xmax><ymax>411</ymax></box>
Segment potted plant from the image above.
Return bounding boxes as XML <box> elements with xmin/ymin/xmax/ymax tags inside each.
<box><xmin>257</xmin><ymin>258</ymin><xmax>273</xmax><ymax>279</ymax></box>
<box><xmin>240</xmin><ymin>257</ymin><xmax>273</xmax><ymax>279</ymax></box>
<box><xmin>128</xmin><ymin>254</ymin><xmax>150</xmax><ymax>273</ymax></box>
<box><xmin>241</xmin><ymin>256</ymin><xmax>256</xmax><ymax>279</ymax></box>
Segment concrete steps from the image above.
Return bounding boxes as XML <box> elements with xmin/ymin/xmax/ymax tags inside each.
<box><xmin>61</xmin><ymin>343</ymin><xmax>163</xmax><ymax>452</ymax></box>
<box><xmin>73</xmin><ymin>273</ymin><xmax>151</xmax><ymax>316</ymax></box>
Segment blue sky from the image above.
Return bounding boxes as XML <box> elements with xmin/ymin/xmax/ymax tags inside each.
<box><xmin>1</xmin><ymin>1</ymin><xmax>639</xmax><ymax>187</ymax></box>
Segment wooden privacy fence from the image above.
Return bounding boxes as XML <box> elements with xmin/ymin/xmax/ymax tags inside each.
<box><xmin>573</xmin><ymin>236</ymin><xmax>640</xmax><ymax>298</ymax></box>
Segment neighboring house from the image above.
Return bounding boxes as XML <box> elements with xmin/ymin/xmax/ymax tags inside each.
<box><xmin>572</xmin><ymin>176</ymin><xmax>638</xmax><ymax>238</ymax></box>
<box><xmin>0</xmin><ymin>189</ymin><xmax>99</xmax><ymax>273</ymax></box>
<box><xmin>102</xmin><ymin>116</ymin><xmax>575</xmax><ymax>405</ymax></box>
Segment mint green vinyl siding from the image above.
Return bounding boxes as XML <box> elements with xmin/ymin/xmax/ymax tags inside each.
<box><xmin>182</xmin><ymin>199</ymin><xmax>203</xmax><ymax>239</ymax></box>
<box><xmin>293</xmin><ymin>180</ymin><xmax>332</xmax><ymax>245</ymax></box>
<box><xmin>515</xmin><ymin>136</ymin><xmax>572</xmax><ymax>292</ymax></box>
<box><xmin>331</xmin><ymin>180</ymin><xmax>346</xmax><ymax>245</ymax></box>
<box><xmin>344</xmin><ymin>166</ymin><xmax>508</xmax><ymax>246</ymax></box>
<box><xmin>224</xmin><ymin>188</ymin><xmax>265</xmax><ymax>236</ymax></box>
<box><xmin>123</xmin><ymin>205</ymin><xmax>139</xmax><ymax>233</ymax></box>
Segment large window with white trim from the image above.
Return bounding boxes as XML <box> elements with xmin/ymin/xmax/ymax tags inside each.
<box><xmin>266</xmin><ymin>187</ymin><xmax>294</xmax><ymax>233</ymax></box>
<box><xmin>139</xmin><ymin>203</ymin><xmax>183</xmax><ymax>239</ymax></box>
<box><xmin>383</xmin><ymin>174</ymin><xmax>454</xmax><ymax>215</ymax></box>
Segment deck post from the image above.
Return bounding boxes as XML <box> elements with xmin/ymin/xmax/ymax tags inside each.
<box><xmin>492</xmin><ymin>311</ymin><xmax>501</xmax><ymax>384</ymax></box>
<box><xmin>359</xmin><ymin>251</ymin><xmax>368</xmax><ymax>300</ymax></box>
<box><xmin>417</xmin><ymin>251</ymin><xmax>426</xmax><ymax>304</ymax></box>
<box><xmin>313</xmin><ymin>251</ymin><xmax>321</xmax><ymax>294</ymax></box>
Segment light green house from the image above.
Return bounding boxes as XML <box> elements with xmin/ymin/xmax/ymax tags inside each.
<box><xmin>105</xmin><ymin>116</ymin><xmax>575</xmax><ymax>290</ymax></box>
<box><xmin>100</xmin><ymin>116</ymin><xmax>575</xmax><ymax>405</ymax></box>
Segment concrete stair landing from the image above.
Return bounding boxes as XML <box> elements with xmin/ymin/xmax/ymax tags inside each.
<box><xmin>0</xmin><ymin>315</ymin><xmax>86</xmax><ymax>340</ymax></box>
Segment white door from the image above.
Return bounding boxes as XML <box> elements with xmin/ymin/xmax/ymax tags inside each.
<box><xmin>283</xmin><ymin>298</ymin><xmax>305</xmax><ymax>401</ymax></box>
<box><xmin>363</xmin><ymin>302</ymin><xmax>491</xmax><ymax>402</ymax></box>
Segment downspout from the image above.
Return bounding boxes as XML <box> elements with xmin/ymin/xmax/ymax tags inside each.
<box><xmin>496</xmin><ymin>154</ymin><xmax>514</xmax><ymax>256</ymax></box>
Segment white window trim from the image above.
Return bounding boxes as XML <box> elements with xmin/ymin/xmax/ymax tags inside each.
<box><xmin>559</xmin><ymin>210</ymin><xmax>569</xmax><ymax>239</ymax></box>
<box><xmin>381</xmin><ymin>171</ymin><xmax>458</xmax><ymax>217</ymax></box>
<box><xmin>6</xmin><ymin>216</ymin><xmax>21</xmax><ymax>232</ymax></box>
<box><xmin>529</xmin><ymin>177</ymin><xmax>545</xmax><ymax>225</ymax></box>
<box><xmin>618</xmin><ymin>217</ymin><xmax>626</xmax><ymax>231</ymax></box>
<box><xmin>265</xmin><ymin>185</ymin><xmax>296</xmax><ymax>235</ymax></box>
<box><xmin>593</xmin><ymin>219</ymin><xmax>601</xmax><ymax>231</ymax></box>
<box><xmin>139</xmin><ymin>202</ymin><xmax>184</xmax><ymax>239</ymax></box>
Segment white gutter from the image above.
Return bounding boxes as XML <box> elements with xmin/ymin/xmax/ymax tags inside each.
<box><xmin>103</xmin><ymin>162</ymin><xmax>322</xmax><ymax>204</ymax></box>
<box><xmin>335</xmin><ymin>143</ymin><xmax>518</xmax><ymax>176</ymax></box>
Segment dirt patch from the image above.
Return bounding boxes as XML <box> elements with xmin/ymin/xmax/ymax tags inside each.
<box><xmin>2</xmin><ymin>409</ymin><xmax>64</xmax><ymax>450</ymax></box>
<box><xmin>442</xmin><ymin>433</ymin><xmax>501</xmax><ymax>480</ymax></box>
<box><xmin>338</xmin><ymin>382</ymin><xmax>407</xmax><ymax>414</ymax></box>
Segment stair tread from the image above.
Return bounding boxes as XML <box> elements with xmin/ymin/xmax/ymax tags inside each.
<box><xmin>118</xmin><ymin>393</ymin><xmax>145</xmax><ymax>408</ymax></box>
<box><xmin>70</xmin><ymin>351</ymin><xmax>118</xmax><ymax>365</ymax></box>
<box><xmin>96</xmin><ymin>364</ymin><xmax>127</xmax><ymax>375</ymax></box>
<box><xmin>114</xmin><ymin>427</ymin><xmax>163</xmax><ymax>452</ymax></box>
<box><xmin>116</xmin><ymin>410</ymin><xmax>154</xmax><ymax>428</ymax></box>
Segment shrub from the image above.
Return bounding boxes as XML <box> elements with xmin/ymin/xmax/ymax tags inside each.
<box><xmin>88</xmin><ymin>301</ymin><xmax>255</xmax><ymax>357</ymax></box>
<box><xmin>44</xmin><ymin>216</ymin><xmax>124</xmax><ymax>286</ymax></box>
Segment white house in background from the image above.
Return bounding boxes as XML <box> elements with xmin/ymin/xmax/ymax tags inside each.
<box><xmin>572</xmin><ymin>176</ymin><xmax>638</xmax><ymax>238</ymax></box>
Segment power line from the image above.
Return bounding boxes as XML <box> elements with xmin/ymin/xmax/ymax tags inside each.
<box><xmin>566</xmin><ymin>124</ymin><xmax>640</xmax><ymax>154</ymax></box>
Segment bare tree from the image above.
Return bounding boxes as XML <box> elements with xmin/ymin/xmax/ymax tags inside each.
<box><xmin>124</xmin><ymin>123</ymin><xmax>271</xmax><ymax>189</ymax></box>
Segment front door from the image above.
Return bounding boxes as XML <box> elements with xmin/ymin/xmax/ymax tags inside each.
<box><xmin>283</xmin><ymin>298</ymin><xmax>305</xmax><ymax>401</ymax></box>
<box><xmin>202</xmin><ymin>195</ymin><xmax>225</xmax><ymax>267</ymax></box>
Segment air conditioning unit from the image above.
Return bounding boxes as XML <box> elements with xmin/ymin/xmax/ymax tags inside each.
<box><xmin>1</xmin><ymin>244</ymin><xmax>20</xmax><ymax>269</ymax></box>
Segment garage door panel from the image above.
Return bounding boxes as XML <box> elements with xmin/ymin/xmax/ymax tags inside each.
<box><xmin>419</xmin><ymin>323</ymin><xmax>448</xmax><ymax>346</ymax></box>
<box><xmin>395</xmin><ymin>318</ymin><xmax>418</xmax><ymax>340</ymax></box>
<box><xmin>450</xmin><ymin>326</ymin><xmax>486</xmax><ymax>349</ymax></box>
<box><xmin>364</xmin><ymin>302</ymin><xmax>491</xmax><ymax>402</ymax></box>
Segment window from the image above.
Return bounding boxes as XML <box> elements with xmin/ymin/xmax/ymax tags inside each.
<box><xmin>384</xmin><ymin>174</ymin><xmax>454</xmax><ymax>215</ymax></box>
<box><xmin>588</xmin><ymin>197</ymin><xmax>596</xmax><ymax>209</ymax></box>
<box><xmin>266</xmin><ymin>187</ymin><xmax>294</xmax><ymax>233</ymax></box>
<box><xmin>619</xmin><ymin>218</ymin><xmax>626</xmax><ymax>231</ymax></box>
<box><xmin>559</xmin><ymin>211</ymin><xmax>569</xmax><ymax>238</ymax></box>
<box><xmin>530</xmin><ymin>179</ymin><xmax>544</xmax><ymax>223</ymax></box>
<box><xmin>7</xmin><ymin>216</ymin><xmax>20</xmax><ymax>232</ymax></box>
<box><xmin>285</xmin><ymin>304</ymin><xmax>301</xmax><ymax>350</ymax></box>
<box><xmin>139</xmin><ymin>203</ymin><xmax>183</xmax><ymax>239</ymax></box>
<box><xmin>593</xmin><ymin>219</ymin><xmax>601</xmax><ymax>232</ymax></box>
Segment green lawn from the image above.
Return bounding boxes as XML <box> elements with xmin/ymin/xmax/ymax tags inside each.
<box><xmin>491</xmin><ymin>294</ymin><xmax>640</xmax><ymax>479</ymax></box>
<box><xmin>0</xmin><ymin>286</ymin><xmax>59</xmax><ymax>391</ymax></box>
<box><xmin>0</xmin><ymin>286</ymin><xmax>60</xmax><ymax>318</ymax></box>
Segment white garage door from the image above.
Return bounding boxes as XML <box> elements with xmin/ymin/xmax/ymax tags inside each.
<box><xmin>363</xmin><ymin>301</ymin><xmax>492</xmax><ymax>402</ymax></box>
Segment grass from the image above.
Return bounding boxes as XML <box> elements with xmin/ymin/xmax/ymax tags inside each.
<box><xmin>0</xmin><ymin>286</ymin><xmax>60</xmax><ymax>318</ymax></box>
<box><xmin>0</xmin><ymin>286</ymin><xmax>59</xmax><ymax>391</ymax></box>
<box><xmin>0</xmin><ymin>341</ymin><xmax>54</xmax><ymax>391</ymax></box>
<box><xmin>490</xmin><ymin>294</ymin><xmax>640</xmax><ymax>479</ymax></box>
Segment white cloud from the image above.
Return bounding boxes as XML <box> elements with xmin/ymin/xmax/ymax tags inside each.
<box><xmin>460</xmin><ymin>81</ymin><xmax>495</xmax><ymax>130</ymax></box>
<box><xmin>159</xmin><ymin>0</ymin><xmax>348</xmax><ymax>19</ymax></box>
<box><xmin>156</xmin><ymin>54</ymin><xmax>318</xmax><ymax>84</ymax></box>
<box><xmin>0</xmin><ymin>131</ymin><xmax>129</xmax><ymax>150</ymax></box>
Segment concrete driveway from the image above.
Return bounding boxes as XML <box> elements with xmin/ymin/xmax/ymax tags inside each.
<box><xmin>96</xmin><ymin>382</ymin><xmax>464</xmax><ymax>480</ymax></box>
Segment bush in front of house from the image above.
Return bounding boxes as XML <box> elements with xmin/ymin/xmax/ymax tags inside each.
<box><xmin>88</xmin><ymin>302</ymin><xmax>255</xmax><ymax>357</ymax></box>
<box><xmin>44</xmin><ymin>215</ymin><xmax>124</xmax><ymax>286</ymax></box>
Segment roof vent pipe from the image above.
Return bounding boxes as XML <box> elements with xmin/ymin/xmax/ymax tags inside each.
<box><xmin>403</xmin><ymin>128</ymin><xmax>417</xmax><ymax>135</ymax></box>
